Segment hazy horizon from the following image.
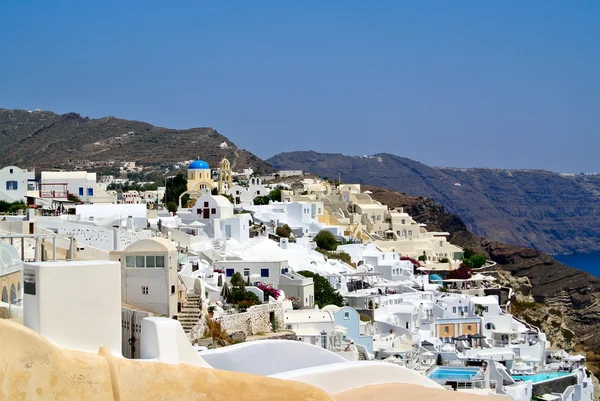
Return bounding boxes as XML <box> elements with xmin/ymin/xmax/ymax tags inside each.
<box><xmin>1</xmin><ymin>1</ymin><xmax>598</xmax><ymax>172</ymax></box>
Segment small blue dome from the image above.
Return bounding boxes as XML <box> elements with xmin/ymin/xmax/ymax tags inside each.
<box><xmin>430</xmin><ymin>274</ymin><xmax>443</xmax><ymax>282</ymax></box>
<box><xmin>189</xmin><ymin>160</ymin><xmax>209</xmax><ymax>169</ymax></box>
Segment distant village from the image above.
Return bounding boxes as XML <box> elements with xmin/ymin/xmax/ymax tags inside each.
<box><xmin>0</xmin><ymin>155</ymin><xmax>594</xmax><ymax>401</ymax></box>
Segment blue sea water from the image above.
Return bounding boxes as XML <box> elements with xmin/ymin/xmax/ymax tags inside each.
<box><xmin>554</xmin><ymin>253</ymin><xmax>600</xmax><ymax>278</ymax></box>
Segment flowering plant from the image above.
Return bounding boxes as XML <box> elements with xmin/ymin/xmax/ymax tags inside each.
<box><xmin>286</xmin><ymin>296</ymin><xmax>301</xmax><ymax>310</ymax></box>
<box><xmin>400</xmin><ymin>256</ymin><xmax>421</xmax><ymax>267</ymax></box>
<box><xmin>258</xmin><ymin>282</ymin><xmax>281</xmax><ymax>299</ymax></box>
<box><xmin>214</xmin><ymin>269</ymin><xmax>225</xmax><ymax>274</ymax></box>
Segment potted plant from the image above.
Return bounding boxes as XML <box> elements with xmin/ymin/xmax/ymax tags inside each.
<box><xmin>207</xmin><ymin>305</ymin><xmax>215</xmax><ymax>318</ymax></box>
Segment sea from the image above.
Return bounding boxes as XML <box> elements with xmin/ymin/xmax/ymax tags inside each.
<box><xmin>554</xmin><ymin>253</ymin><xmax>600</xmax><ymax>278</ymax></box>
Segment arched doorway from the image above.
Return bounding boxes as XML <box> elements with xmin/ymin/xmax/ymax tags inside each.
<box><xmin>1</xmin><ymin>286</ymin><xmax>7</xmax><ymax>303</ymax></box>
<box><xmin>10</xmin><ymin>284</ymin><xmax>16</xmax><ymax>304</ymax></box>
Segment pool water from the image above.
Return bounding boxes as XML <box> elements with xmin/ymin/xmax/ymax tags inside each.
<box><xmin>511</xmin><ymin>372</ymin><xmax>572</xmax><ymax>383</ymax></box>
<box><xmin>428</xmin><ymin>367</ymin><xmax>480</xmax><ymax>381</ymax></box>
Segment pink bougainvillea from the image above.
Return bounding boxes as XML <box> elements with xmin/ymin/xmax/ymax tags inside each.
<box><xmin>258</xmin><ymin>282</ymin><xmax>281</xmax><ymax>300</ymax></box>
<box><xmin>400</xmin><ymin>256</ymin><xmax>421</xmax><ymax>267</ymax></box>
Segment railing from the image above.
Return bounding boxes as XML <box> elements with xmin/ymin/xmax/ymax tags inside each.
<box><xmin>562</xmin><ymin>385</ymin><xmax>575</xmax><ymax>401</ymax></box>
<box><xmin>456</xmin><ymin>380</ymin><xmax>486</xmax><ymax>390</ymax></box>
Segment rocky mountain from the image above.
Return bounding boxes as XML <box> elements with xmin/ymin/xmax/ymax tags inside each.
<box><xmin>268</xmin><ymin>151</ymin><xmax>600</xmax><ymax>255</ymax></box>
<box><xmin>362</xmin><ymin>185</ymin><xmax>600</xmax><ymax>378</ymax></box>
<box><xmin>0</xmin><ymin>108</ymin><xmax>274</xmax><ymax>173</ymax></box>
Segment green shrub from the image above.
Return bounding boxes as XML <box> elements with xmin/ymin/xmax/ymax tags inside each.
<box><xmin>297</xmin><ymin>270</ymin><xmax>344</xmax><ymax>307</ymax></box>
<box><xmin>359</xmin><ymin>313</ymin><xmax>371</xmax><ymax>322</ymax></box>
<box><xmin>314</xmin><ymin>230</ymin><xmax>337</xmax><ymax>251</ymax></box>
<box><xmin>276</xmin><ymin>224</ymin><xmax>292</xmax><ymax>238</ymax></box>
<box><xmin>440</xmin><ymin>257</ymin><xmax>450</xmax><ymax>263</ymax></box>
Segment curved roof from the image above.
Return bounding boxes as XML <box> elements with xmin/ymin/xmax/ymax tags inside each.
<box><xmin>0</xmin><ymin>244</ymin><xmax>22</xmax><ymax>275</ymax></box>
<box><xmin>189</xmin><ymin>160</ymin><xmax>210</xmax><ymax>170</ymax></box>
<box><xmin>123</xmin><ymin>237</ymin><xmax>177</xmax><ymax>253</ymax></box>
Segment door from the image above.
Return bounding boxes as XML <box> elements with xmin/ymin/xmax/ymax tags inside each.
<box><xmin>203</xmin><ymin>208</ymin><xmax>210</xmax><ymax>219</ymax></box>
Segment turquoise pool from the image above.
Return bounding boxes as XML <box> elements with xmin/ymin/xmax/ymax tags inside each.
<box><xmin>427</xmin><ymin>367</ymin><xmax>480</xmax><ymax>381</ymax></box>
<box><xmin>512</xmin><ymin>372</ymin><xmax>572</xmax><ymax>383</ymax></box>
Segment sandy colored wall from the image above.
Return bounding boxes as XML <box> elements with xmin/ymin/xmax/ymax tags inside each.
<box><xmin>0</xmin><ymin>319</ymin><xmax>332</xmax><ymax>401</ymax></box>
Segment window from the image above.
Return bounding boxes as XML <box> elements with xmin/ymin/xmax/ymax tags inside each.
<box><xmin>485</xmin><ymin>323</ymin><xmax>496</xmax><ymax>330</ymax></box>
<box><xmin>204</xmin><ymin>202</ymin><xmax>209</xmax><ymax>207</ymax></box>
<box><xmin>344</xmin><ymin>312</ymin><xmax>350</xmax><ymax>320</ymax></box>
<box><xmin>145</xmin><ymin>256</ymin><xmax>156</xmax><ymax>268</ymax></box>
<box><xmin>444</xmin><ymin>326</ymin><xmax>449</xmax><ymax>334</ymax></box>
<box><xmin>211</xmin><ymin>208</ymin><xmax>216</xmax><ymax>215</ymax></box>
<box><xmin>226</xmin><ymin>269</ymin><xmax>234</xmax><ymax>277</ymax></box>
<box><xmin>243</xmin><ymin>268</ymin><xmax>250</xmax><ymax>276</ymax></box>
<box><xmin>197</xmin><ymin>209</ymin><xmax>201</xmax><ymax>214</ymax></box>
<box><xmin>261</xmin><ymin>268</ymin><xmax>269</xmax><ymax>277</ymax></box>
<box><xmin>171</xmin><ymin>285</ymin><xmax>176</xmax><ymax>294</ymax></box>
<box><xmin>156</xmin><ymin>256</ymin><xmax>165</xmax><ymax>268</ymax></box>
<box><xmin>87</xmin><ymin>188</ymin><xmax>94</xmax><ymax>196</ymax></box>
<box><xmin>467</xmin><ymin>325</ymin><xmax>472</xmax><ymax>331</ymax></box>
<box><xmin>126</xmin><ymin>256</ymin><xmax>135</xmax><ymax>267</ymax></box>
<box><xmin>408</xmin><ymin>230</ymin><xmax>412</xmax><ymax>237</ymax></box>
<box><xmin>79</xmin><ymin>187</ymin><xmax>84</xmax><ymax>196</ymax></box>
<box><xmin>402</xmin><ymin>219</ymin><xmax>405</xmax><ymax>224</ymax></box>
<box><xmin>5</xmin><ymin>181</ymin><xmax>18</xmax><ymax>190</ymax></box>
<box><xmin>136</xmin><ymin>256</ymin><xmax>145</xmax><ymax>267</ymax></box>
<box><xmin>452</xmin><ymin>307</ymin><xmax>457</xmax><ymax>314</ymax></box>
<box><xmin>9</xmin><ymin>168</ymin><xmax>13</xmax><ymax>174</ymax></box>
<box><xmin>141</xmin><ymin>286</ymin><xmax>149</xmax><ymax>295</ymax></box>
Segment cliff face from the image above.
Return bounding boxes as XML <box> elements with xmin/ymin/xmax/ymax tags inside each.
<box><xmin>0</xmin><ymin>108</ymin><xmax>274</xmax><ymax>173</ymax></box>
<box><xmin>362</xmin><ymin>185</ymin><xmax>600</xmax><ymax>376</ymax></box>
<box><xmin>268</xmin><ymin>151</ymin><xmax>600</xmax><ymax>254</ymax></box>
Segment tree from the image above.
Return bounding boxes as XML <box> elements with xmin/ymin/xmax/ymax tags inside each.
<box><xmin>230</xmin><ymin>272</ymin><xmax>246</xmax><ymax>290</ymax></box>
<box><xmin>165</xmin><ymin>173</ymin><xmax>188</xmax><ymax>204</ymax></box>
<box><xmin>166</xmin><ymin>201</ymin><xmax>178</xmax><ymax>214</ymax></box>
<box><xmin>314</xmin><ymin>230</ymin><xmax>337</xmax><ymax>251</ymax></box>
<box><xmin>67</xmin><ymin>193</ymin><xmax>82</xmax><ymax>203</ymax></box>
<box><xmin>253</xmin><ymin>195</ymin><xmax>271</xmax><ymax>205</ymax></box>
<box><xmin>297</xmin><ymin>270</ymin><xmax>344</xmax><ymax>308</ymax></box>
<box><xmin>269</xmin><ymin>188</ymin><xmax>282</xmax><ymax>202</ymax></box>
<box><xmin>463</xmin><ymin>248</ymin><xmax>474</xmax><ymax>259</ymax></box>
<box><xmin>418</xmin><ymin>255</ymin><xmax>427</xmax><ymax>262</ymax></box>
<box><xmin>470</xmin><ymin>254</ymin><xmax>487</xmax><ymax>269</ymax></box>
<box><xmin>276</xmin><ymin>224</ymin><xmax>292</xmax><ymax>238</ymax></box>
<box><xmin>222</xmin><ymin>193</ymin><xmax>235</xmax><ymax>204</ymax></box>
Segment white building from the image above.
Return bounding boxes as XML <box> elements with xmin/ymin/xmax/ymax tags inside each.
<box><xmin>114</xmin><ymin>238</ymin><xmax>179</xmax><ymax>318</ymax></box>
<box><xmin>0</xmin><ymin>165</ymin><xmax>35</xmax><ymax>203</ymax></box>
<box><xmin>227</xmin><ymin>177</ymin><xmax>271</xmax><ymax>205</ymax></box>
<box><xmin>40</xmin><ymin>171</ymin><xmax>115</xmax><ymax>204</ymax></box>
<box><xmin>178</xmin><ymin>194</ymin><xmax>252</xmax><ymax>244</ymax></box>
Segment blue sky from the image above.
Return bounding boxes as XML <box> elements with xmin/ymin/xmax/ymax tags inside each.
<box><xmin>1</xmin><ymin>1</ymin><xmax>598</xmax><ymax>172</ymax></box>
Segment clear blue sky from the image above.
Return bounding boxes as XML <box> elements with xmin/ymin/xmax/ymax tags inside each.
<box><xmin>1</xmin><ymin>1</ymin><xmax>598</xmax><ymax>172</ymax></box>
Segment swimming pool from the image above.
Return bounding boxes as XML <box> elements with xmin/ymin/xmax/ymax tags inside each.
<box><xmin>427</xmin><ymin>367</ymin><xmax>480</xmax><ymax>381</ymax></box>
<box><xmin>511</xmin><ymin>372</ymin><xmax>573</xmax><ymax>383</ymax></box>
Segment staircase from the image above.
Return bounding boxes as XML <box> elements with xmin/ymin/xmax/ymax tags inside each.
<box><xmin>177</xmin><ymin>293</ymin><xmax>202</xmax><ymax>333</ymax></box>
<box><xmin>358</xmin><ymin>351</ymin><xmax>367</xmax><ymax>361</ymax></box>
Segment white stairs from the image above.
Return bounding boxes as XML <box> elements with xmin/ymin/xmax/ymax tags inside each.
<box><xmin>177</xmin><ymin>293</ymin><xmax>202</xmax><ymax>333</ymax></box>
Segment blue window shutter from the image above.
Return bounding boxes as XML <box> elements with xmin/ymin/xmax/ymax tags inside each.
<box><xmin>79</xmin><ymin>187</ymin><xmax>84</xmax><ymax>196</ymax></box>
<box><xmin>261</xmin><ymin>268</ymin><xmax>269</xmax><ymax>277</ymax></box>
<box><xmin>88</xmin><ymin>188</ymin><xmax>94</xmax><ymax>196</ymax></box>
<box><xmin>226</xmin><ymin>269</ymin><xmax>234</xmax><ymax>277</ymax></box>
